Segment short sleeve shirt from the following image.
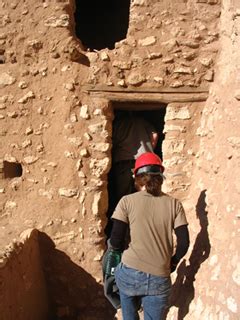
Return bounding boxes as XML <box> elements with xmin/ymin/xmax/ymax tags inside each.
<box><xmin>112</xmin><ymin>191</ymin><xmax>188</xmax><ymax>276</ymax></box>
<box><xmin>113</xmin><ymin>117</ymin><xmax>156</xmax><ymax>162</ymax></box>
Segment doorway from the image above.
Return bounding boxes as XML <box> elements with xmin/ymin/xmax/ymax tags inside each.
<box><xmin>105</xmin><ymin>101</ymin><xmax>167</xmax><ymax>238</ymax></box>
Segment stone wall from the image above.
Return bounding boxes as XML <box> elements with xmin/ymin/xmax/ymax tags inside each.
<box><xmin>85</xmin><ymin>0</ymin><xmax>220</xmax><ymax>89</ymax></box>
<box><xmin>0</xmin><ymin>0</ymin><xmax>239</xmax><ymax>319</ymax></box>
<box><xmin>162</xmin><ymin>101</ymin><xmax>204</xmax><ymax>199</ymax></box>
<box><xmin>171</xmin><ymin>0</ymin><xmax>239</xmax><ymax>318</ymax></box>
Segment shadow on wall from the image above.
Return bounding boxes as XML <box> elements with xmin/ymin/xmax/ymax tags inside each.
<box><xmin>166</xmin><ymin>190</ymin><xmax>211</xmax><ymax>319</ymax></box>
<box><xmin>38</xmin><ymin>232</ymin><xmax>117</xmax><ymax>320</ymax></box>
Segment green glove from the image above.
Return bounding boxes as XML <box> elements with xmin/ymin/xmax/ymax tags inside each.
<box><xmin>102</xmin><ymin>248</ymin><xmax>122</xmax><ymax>276</ymax></box>
<box><xmin>102</xmin><ymin>241</ymin><xmax>122</xmax><ymax>309</ymax></box>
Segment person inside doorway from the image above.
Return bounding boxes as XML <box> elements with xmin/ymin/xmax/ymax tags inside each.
<box><xmin>105</xmin><ymin>110</ymin><xmax>159</xmax><ymax>239</ymax></box>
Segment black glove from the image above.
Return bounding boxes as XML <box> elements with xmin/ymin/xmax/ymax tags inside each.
<box><xmin>104</xmin><ymin>274</ymin><xmax>121</xmax><ymax>309</ymax></box>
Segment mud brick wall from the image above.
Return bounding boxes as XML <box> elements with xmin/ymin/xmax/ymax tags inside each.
<box><xmin>0</xmin><ymin>0</ymin><xmax>239</xmax><ymax>319</ymax></box>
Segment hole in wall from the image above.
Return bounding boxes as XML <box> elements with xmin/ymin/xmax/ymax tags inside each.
<box><xmin>74</xmin><ymin>0</ymin><xmax>131</xmax><ymax>50</ymax></box>
<box><xmin>105</xmin><ymin>101</ymin><xmax>167</xmax><ymax>238</ymax></box>
<box><xmin>0</xmin><ymin>50</ymin><xmax>5</xmax><ymax>64</ymax></box>
<box><xmin>0</xmin><ymin>55</ymin><xmax>5</xmax><ymax>64</ymax></box>
<box><xmin>3</xmin><ymin>161</ymin><xmax>23</xmax><ymax>178</ymax></box>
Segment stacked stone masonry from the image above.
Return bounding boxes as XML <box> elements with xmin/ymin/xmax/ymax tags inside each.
<box><xmin>86</xmin><ymin>0</ymin><xmax>220</xmax><ymax>89</ymax></box>
<box><xmin>0</xmin><ymin>0</ymin><xmax>239</xmax><ymax>319</ymax></box>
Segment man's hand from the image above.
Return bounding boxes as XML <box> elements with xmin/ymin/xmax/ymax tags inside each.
<box><xmin>151</xmin><ymin>131</ymin><xmax>159</xmax><ymax>150</ymax></box>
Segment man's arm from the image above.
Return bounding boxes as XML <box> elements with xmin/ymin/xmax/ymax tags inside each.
<box><xmin>171</xmin><ymin>224</ymin><xmax>190</xmax><ymax>272</ymax></box>
<box><xmin>151</xmin><ymin>131</ymin><xmax>159</xmax><ymax>150</ymax></box>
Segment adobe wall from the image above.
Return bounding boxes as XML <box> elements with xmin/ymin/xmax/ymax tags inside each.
<box><xmin>172</xmin><ymin>0</ymin><xmax>240</xmax><ymax>318</ymax></box>
<box><xmin>0</xmin><ymin>0</ymin><xmax>239</xmax><ymax>319</ymax></box>
<box><xmin>0</xmin><ymin>229</ymin><xmax>48</xmax><ymax>320</ymax></box>
<box><xmin>85</xmin><ymin>0</ymin><xmax>219</xmax><ymax>89</ymax></box>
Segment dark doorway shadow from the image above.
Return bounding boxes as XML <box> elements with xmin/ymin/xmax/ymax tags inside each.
<box><xmin>38</xmin><ymin>232</ymin><xmax>117</xmax><ymax>320</ymax></box>
<box><xmin>105</xmin><ymin>106</ymin><xmax>167</xmax><ymax>240</ymax></box>
<box><xmin>166</xmin><ymin>190</ymin><xmax>211</xmax><ymax>319</ymax></box>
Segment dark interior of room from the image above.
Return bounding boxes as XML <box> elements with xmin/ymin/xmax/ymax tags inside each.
<box><xmin>105</xmin><ymin>102</ymin><xmax>167</xmax><ymax>239</ymax></box>
<box><xmin>74</xmin><ymin>0</ymin><xmax>131</xmax><ymax>50</ymax></box>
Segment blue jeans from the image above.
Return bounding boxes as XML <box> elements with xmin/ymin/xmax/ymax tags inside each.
<box><xmin>115</xmin><ymin>263</ymin><xmax>171</xmax><ymax>320</ymax></box>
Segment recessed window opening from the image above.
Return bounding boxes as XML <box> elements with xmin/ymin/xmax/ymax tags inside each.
<box><xmin>105</xmin><ymin>101</ymin><xmax>167</xmax><ymax>239</ymax></box>
<box><xmin>3</xmin><ymin>161</ymin><xmax>23</xmax><ymax>178</ymax></box>
<box><xmin>74</xmin><ymin>0</ymin><xmax>131</xmax><ymax>50</ymax></box>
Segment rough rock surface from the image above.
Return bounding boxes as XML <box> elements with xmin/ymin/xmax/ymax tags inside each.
<box><xmin>0</xmin><ymin>0</ymin><xmax>239</xmax><ymax>319</ymax></box>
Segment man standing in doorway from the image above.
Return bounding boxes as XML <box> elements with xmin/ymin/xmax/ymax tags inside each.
<box><xmin>105</xmin><ymin>110</ymin><xmax>159</xmax><ymax>238</ymax></box>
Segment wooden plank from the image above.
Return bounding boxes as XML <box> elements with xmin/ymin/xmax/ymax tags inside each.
<box><xmin>82</xmin><ymin>84</ymin><xmax>209</xmax><ymax>94</ymax></box>
<box><xmin>88</xmin><ymin>91</ymin><xmax>208</xmax><ymax>103</ymax></box>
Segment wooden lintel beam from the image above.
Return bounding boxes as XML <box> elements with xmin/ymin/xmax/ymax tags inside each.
<box><xmin>87</xmin><ymin>91</ymin><xmax>208</xmax><ymax>103</ymax></box>
<box><xmin>82</xmin><ymin>84</ymin><xmax>209</xmax><ymax>94</ymax></box>
<box><xmin>82</xmin><ymin>84</ymin><xmax>209</xmax><ymax>102</ymax></box>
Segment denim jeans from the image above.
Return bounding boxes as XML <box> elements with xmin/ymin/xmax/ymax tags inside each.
<box><xmin>115</xmin><ymin>263</ymin><xmax>171</xmax><ymax>320</ymax></box>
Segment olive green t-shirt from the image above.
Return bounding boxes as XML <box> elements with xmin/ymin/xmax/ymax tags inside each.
<box><xmin>112</xmin><ymin>190</ymin><xmax>188</xmax><ymax>276</ymax></box>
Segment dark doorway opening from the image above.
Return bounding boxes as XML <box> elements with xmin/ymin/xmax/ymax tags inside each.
<box><xmin>3</xmin><ymin>161</ymin><xmax>23</xmax><ymax>178</ymax></box>
<box><xmin>111</xmin><ymin>101</ymin><xmax>167</xmax><ymax>158</ymax></box>
<box><xmin>74</xmin><ymin>0</ymin><xmax>131</xmax><ymax>50</ymax></box>
<box><xmin>105</xmin><ymin>101</ymin><xmax>167</xmax><ymax>239</ymax></box>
